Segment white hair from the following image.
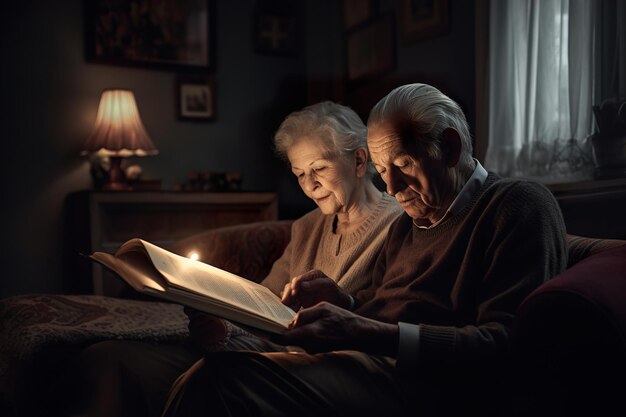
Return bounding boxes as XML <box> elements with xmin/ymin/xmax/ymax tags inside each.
<box><xmin>368</xmin><ymin>83</ymin><xmax>474</xmax><ymax>179</ymax></box>
<box><xmin>274</xmin><ymin>101</ymin><xmax>375</xmax><ymax>178</ymax></box>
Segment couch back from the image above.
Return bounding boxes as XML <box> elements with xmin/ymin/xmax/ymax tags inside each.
<box><xmin>169</xmin><ymin>220</ymin><xmax>624</xmax><ymax>281</ymax></box>
<box><xmin>565</xmin><ymin>234</ymin><xmax>626</xmax><ymax>267</ymax></box>
<box><xmin>168</xmin><ymin>220</ymin><xmax>294</xmax><ymax>284</ymax></box>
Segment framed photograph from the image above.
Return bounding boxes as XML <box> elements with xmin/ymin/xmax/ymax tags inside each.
<box><xmin>253</xmin><ymin>1</ymin><xmax>297</xmax><ymax>56</ymax></box>
<box><xmin>398</xmin><ymin>0</ymin><xmax>449</xmax><ymax>44</ymax></box>
<box><xmin>343</xmin><ymin>0</ymin><xmax>378</xmax><ymax>31</ymax></box>
<box><xmin>177</xmin><ymin>77</ymin><xmax>215</xmax><ymax>121</ymax></box>
<box><xmin>346</xmin><ymin>14</ymin><xmax>396</xmax><ymax>85</ymax></box>
<box><xmin>84</xmin><ymin>0</ymin><xmax>215</xmax><ymax>71</ymax></box>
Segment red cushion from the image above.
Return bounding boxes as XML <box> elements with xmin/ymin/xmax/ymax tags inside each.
<box><xmin>521</xmin><ymin>244</ymin><xmax>626</xmax><ymax>335</ymax></box>
<box><xmin>511</xmin><ymin>246</ymin><xmax>626</xmax><ymax>416</ymax></box>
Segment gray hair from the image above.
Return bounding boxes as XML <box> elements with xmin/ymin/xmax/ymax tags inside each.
<box><xmin>274</xmin><ymin>101</ymin><xmax>375</xmax><ymax>178</ymax></box>
<box><xmin>367</xmin><ymin>83</ymin><xmax>474</xmax><ymax>178</ymax></box>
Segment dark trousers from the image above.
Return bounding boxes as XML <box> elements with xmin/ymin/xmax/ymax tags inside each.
<box><xmin>54</xmin><ymin>326</ymin><xmax>287</xmax><ymax>417</ymax></box>
<box><xmin>55</xmin><ymin>340</ymin><xmax>202</xmax><ymax>417</ymax></box>
<box><xmin>162</xmin><ymin>350</ymin><xmax>424</xmax><ymax>417</ymax></box>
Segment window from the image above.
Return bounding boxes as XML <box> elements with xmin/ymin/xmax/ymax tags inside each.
<box><xmin>483</xmin><ymin>0</ymin><xmax>623</xmax><ymax>183</ymax></box>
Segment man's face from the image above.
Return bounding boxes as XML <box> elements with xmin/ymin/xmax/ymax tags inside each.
<box><xmin>367</xmin><ymin>121</ymin><xmax>452</xmax><ymax>225</ymax></box>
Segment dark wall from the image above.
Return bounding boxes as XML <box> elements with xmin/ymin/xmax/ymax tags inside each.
<box><xmin>0</xmin><ymin>0</ymin><xmax>476</xmax><ymax>297</ymax></box>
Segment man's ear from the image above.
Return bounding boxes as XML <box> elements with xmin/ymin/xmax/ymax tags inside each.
<box><xmin>442</xmin><ymin>128</ymin><xmax>462</xmax><ymax>167</ymax></box>
<box><xmin>354</xmin><ymin>148</ymin><xmax>368</xmax><ymax>177</ymax></box>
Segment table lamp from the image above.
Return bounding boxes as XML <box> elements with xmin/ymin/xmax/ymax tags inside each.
<box><xmin>82</xmin><ymin>89</ymin><xmax>158</xmax><ymax>190</ymax></box>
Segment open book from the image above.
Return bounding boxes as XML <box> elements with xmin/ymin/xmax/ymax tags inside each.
<box><xmin>89</xmin><ymin>239</ymin><xmax>296</xmax><ymax>334</ymax></box>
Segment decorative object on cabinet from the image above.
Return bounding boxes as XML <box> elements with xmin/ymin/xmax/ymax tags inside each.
<box><xmin>177</xmin><ymin>75</ymin><xmax>216</xmax><ymax>120</ymax></box>
<box><xmin>123</xmin><ymin>164</ymin><xmax>163</xmax><ymax>191</ymax></box>
<box><xmin>346</xmin><ymin>13</ymin><xmax>396</xmax><ymax>85</ymax></box>
<box><xmin>64</xmin><ymin>190</ymin><xmax>278</xmax><ymax>297</ymax></box>
<box><xmin>174</xmin><ymin>170</ymin><xmax>242</xmax><ymax>192</ymax></box>
<box><xmin>398</xmin><ymin>0</ymin><xmax>449</xmax><ymax>44</ymax></box>
<box><xmin>84</xmin><ymin>0</ymin><xmax>215</xmax><ymax>71</ymax></box>
<box><xmin>82</xmin><ymin>89</ymin><xmax>158</xmax><ymax>190</ymax></box>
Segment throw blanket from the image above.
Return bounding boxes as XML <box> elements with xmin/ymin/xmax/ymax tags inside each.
<box><xmin>0</xmin><ymin>294</ymin><xmax>189</xmax><ymax>396</ymax></box>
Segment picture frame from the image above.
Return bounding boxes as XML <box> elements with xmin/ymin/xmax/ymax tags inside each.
<box><xmin>177</xmin><ymin>76</ymin><xmax>215</xmax><ymax>121</ymax></box>
<box><xmin>398</xmin><ymin>0</ymin><xmax>449</xmax><ymax>44</ymax></box>
<box><xmin>342</xmin><ymin>0</ymin><xmax>378</xmax><ymax>31</ymax></box>
<box><xmin>84</xmin><ymin>0</ymin><xmax>215</xmax><ymax>71</ymax></box>
<box><xmin>345</xmin><ymin>14</ymin><xmax>396</xmax><ymax>85</ymax></box>
<box><xmin>253</xmin><ymin>1</ymin><xmax>297</xmax><ymax>56</ymax></box>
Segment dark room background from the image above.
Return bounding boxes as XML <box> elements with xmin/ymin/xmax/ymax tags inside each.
<box><xmin>0</xmin><ymin>0</ymin><xmax>476</xmax><ymax>297</ymax></box>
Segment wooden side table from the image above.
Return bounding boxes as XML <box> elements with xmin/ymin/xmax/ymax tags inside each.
<box><xmin>64</xmin><ymin>191</ymin><xmax>278</xmax><ymax>296</ymax></box>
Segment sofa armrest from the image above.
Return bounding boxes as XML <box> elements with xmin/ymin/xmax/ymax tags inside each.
<box><xmin>515</xmin><ymin>244</ymin><xmax>626</xmax><ymax>350</ymax></box>
<box><xmin>168</xmin><ymin>220</ymin><xmax>293</xmax><ymax>283</ymax></box>
<box><xmin>511</xmin><ymin>245</ymin><xmax>626</xmax><ymax>416</ymax></box>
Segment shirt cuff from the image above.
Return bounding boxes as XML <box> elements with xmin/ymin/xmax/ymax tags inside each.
<box><xmin>397</xmin><ymin>322</ymin><xmax>420</xmax><ymax>372</ymax></box>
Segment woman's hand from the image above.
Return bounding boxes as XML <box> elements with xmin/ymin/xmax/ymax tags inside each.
<box><xmin>280</xmin><ymin>270</ymin><xmax>353</xmax><ymax>311</ymax></box>
<box><xmin>184</xmin><ymin>307</ymin><xmax>228</xmax><ymax>350</ymax></box>
<box><xmin>272</xmin><ymin>302</ymin><xmax>399</xmax><ymax>356</ymax></box>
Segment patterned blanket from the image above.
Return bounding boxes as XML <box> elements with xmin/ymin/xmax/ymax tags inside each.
<box><xmin>0</xmin><ymin>294</ymin><xmax>189</xmax><ymax>396</ymax></box>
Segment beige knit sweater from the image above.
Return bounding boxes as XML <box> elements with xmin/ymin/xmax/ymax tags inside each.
<box><xmin>261</xmin><ymin>192</ymin><xmax>403</xmax><ymax>296</ymax></box>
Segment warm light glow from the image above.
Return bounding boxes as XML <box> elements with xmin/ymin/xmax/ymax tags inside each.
<box><xmin>82</xmin><ymin>89</ymin><xmax>158</xmax><ymax>157</ymax></box>
<box><xmin>188</xmin><ymin>252</ymin><xmax>200</xmax><ymax>261</ymax></box>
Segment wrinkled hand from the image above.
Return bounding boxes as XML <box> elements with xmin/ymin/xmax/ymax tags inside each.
<box><xmin>272</xmin><ymin>302</ymin><xmax>398</xmax><ymax>356</ymax></box>
<box><xmin>280</xmin><ymin>270</ymin><xmax>352</xmax><ymax>311</ymax></box>
<box><xmin>184</xmin><ymin>307</ymin><xmax>228</xmax><ymax>350</ymax></box>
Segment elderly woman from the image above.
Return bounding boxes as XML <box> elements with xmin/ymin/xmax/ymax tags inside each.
<box><xmin>268</xmin><ymin>101</ymin><xmax>401</xmax><ymax>295</ymax></box>
<box><xmin>58</xmin><ymin>101</ymin><xmax>401</xmax><ymax>417</ymax></box>
<box><xmin>187</xmin><ymin>100</ymin><xmax>402</xmax><ymax>351</ymax></box>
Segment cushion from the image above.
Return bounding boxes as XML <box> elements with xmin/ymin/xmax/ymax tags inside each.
<box><xmin>169</xmin><ymin>220</ymin><xmax>293</xmax><ymax>283</ymax></box>
<box><xmin>512</xmin><ymin>245</ymin><xmax>626</xmax><ymax>416</ymax></box>
<box><xmin>516</xmin><ymin>244</ymin><xmax>626</xmax><ymax>347</ymax></box>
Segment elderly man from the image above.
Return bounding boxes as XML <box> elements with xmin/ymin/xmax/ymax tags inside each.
<box><xmin>163</xmin><ymin>83</ymin><xmax>567</xmax><ymax>417</ymax></box>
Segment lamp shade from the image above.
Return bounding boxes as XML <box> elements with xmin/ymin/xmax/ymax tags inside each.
<box><xmin>83</xmin><ymin>89</ymin><xmax>158</xmax><ymax>157</ymax></box>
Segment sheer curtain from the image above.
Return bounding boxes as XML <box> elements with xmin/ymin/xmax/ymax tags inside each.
<box><xmin>485</xmin><ymin>0</ymin><xmax>599</xmax><ymax>182</ymax></box>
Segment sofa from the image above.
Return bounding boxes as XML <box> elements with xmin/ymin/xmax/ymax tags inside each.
<box><xmin>0</xmin><ymin>220</ymin><xmax>624</xmax><ymax>417</ymax></box>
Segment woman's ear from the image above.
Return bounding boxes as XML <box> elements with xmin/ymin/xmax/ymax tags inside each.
<box><xmin>354</xmin><ymin>148</ymin><xmax>368</xmax><ymax>177</ymax></box>
<box><xmin>442</xmin><ymin>128</ymin><xmax>462</xmax><ymax>167</ymax></box>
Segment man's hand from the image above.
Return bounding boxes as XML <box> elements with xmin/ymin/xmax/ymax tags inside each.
<box><xmin>272</xmin><ymin>302</ymin><xmax>399</xmax><ymax>356</ymax></box>
<box><xmin>280</xmin><ymin>270</ymin><xmax>353</xmax><ymax>311</ymax></box>
<box><xmin>184</xmin><ymin>307</ymin><xmax>228</xmax><ymax>350</ymax></box>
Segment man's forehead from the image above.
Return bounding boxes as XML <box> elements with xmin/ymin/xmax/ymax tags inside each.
<box><xmin>368</xmin><ymin>124</ymin><xmax>408</xmax><ymax>156</ymax></box>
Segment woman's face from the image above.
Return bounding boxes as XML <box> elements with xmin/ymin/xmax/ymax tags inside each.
<box><xmin>287</xmin><ymin>136</ymin><xmax>360</xmax><ymax>215</ymax></box>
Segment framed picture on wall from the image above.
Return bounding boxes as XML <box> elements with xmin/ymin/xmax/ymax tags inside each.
<box><xmin>253</xmin><ymin>1</ymin><xmax>297</xmax><ymax>56</ymax></box>
<box><xmin>398</xmin><ymin>0</ymin><xmax>449</xmax><ymax>44</ymax></box>
<box><xmin>177</xmin><ymin>76</ymin><xmax>215</xmax><ymax>121</ymax></box>
<box><xmin>342</xmin><ymin>0</ymin><xmax>378</xmax><ymax>31</ymax></box>
<box><xmin>84</xmin><ymin>0</ymin><xmax>215</xmax><ymax>71</ymax></box>
<box><xmin>346</xmin><ymin>14</ymin><xmax>396</xmax><ymax>85</ymax></box>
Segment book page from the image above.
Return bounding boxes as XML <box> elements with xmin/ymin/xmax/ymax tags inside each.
<box><xmin>140</xmin><ymin>240</ymin><xmax>296</xmax><ymax>324</ymax></box>
<box><xmin>90</xmin><ymin>251</ymin><xmax>165</xmax><ymax>293</ymax></box>
<box><xmin>165</xmin><ymin>287</ymin><xmax>292</xmax><ymax>332</ymax></box>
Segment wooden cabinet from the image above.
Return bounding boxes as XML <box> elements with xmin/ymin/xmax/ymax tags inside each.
<box><xmin>64</xmin><ymin>191</ymin><xmax>278</xmax><ymax>296</ymax></box>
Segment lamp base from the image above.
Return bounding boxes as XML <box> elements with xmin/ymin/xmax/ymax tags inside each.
<box><xmin>103</xmin><ymin>156</ymin><xmax>130</xmax><ymax>190</ymax></box>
